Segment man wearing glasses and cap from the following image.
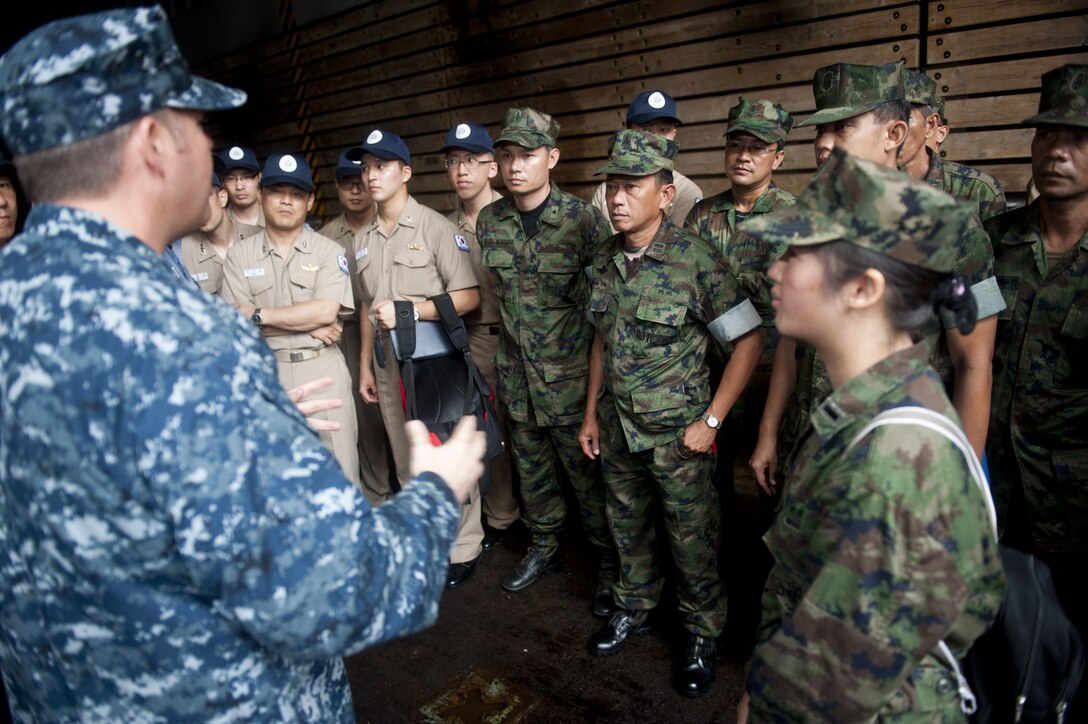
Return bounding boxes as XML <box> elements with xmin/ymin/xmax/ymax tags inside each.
<box><xmin>0</xmin><ymin>7</ymin><xmax>485</xmax><ymax>721</ymax></box>
<box><xmin>218</xmin><ymin>144</ymin><xmax>266</xmax><ymax>228</ymax></box>
<box><xmin>592</xmin><ymin>90</ymin><xmax>704</xmax><ymax>233</ymax></box>
<box><xmin>316</xmin><ymin>149</ymin><xmax>393</xmax><ymax>508</ymax></box>
<box><xmin>179</xmin><ymin>170</ymin><xmax>262</xmax><ymax>295</ymax></box>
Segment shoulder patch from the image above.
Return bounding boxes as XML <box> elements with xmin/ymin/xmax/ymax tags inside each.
<box><xmin>337</xmin><ymin>254</ymin><xmax>349</xmax><ymax>274</ymax></box>
<box><xmin>454</xmin><ymin>233</ymin><xmax>470</xmax><ymax>252</ymax></box>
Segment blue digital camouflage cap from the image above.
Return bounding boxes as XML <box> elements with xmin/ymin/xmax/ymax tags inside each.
<box><xmin>260</xmin><ymin>153</ymin><xmax>313</xmax><ymax>193</ymax></box>
<box><xmin>440</xmin><ymin>123</ymin><xmax>494</xmax><ymax>155</ymax></box>
<box><xmin>594</xmin><ymin>129</ymin><xmax>677</xmax><ymax>176</ymax></box>
<box><xmin>335</xmin><ymin>149</ymin><xmax>363</xmax><ymax>179</ymax></box>
<box><xmin>627</xmin><ymin>90</ymin><xmax>682</xmax><ymax>125</ymax></box>
<box><xmin>218</xmin><ymin>146</ymin><xmax>260</xmax><ymax>173</ymax></box>
<box><xmin>1023</xmin><ymin>64</ymin><xmax>1088</xmax><ymax>128</ymax></box>
<box><xmin>0</xmin><ymin>6</ymin><xmax>246</xmax><ymax>155</ymax></box>
<box><xmin>741</xmin><ymin>147</ymin><xmax>973</xmax><ymax>274</ymax></box>
<box><xmin>346</xmin><ymin>129</ymin><xmax>411</xmax><ymax>166</ymax></box>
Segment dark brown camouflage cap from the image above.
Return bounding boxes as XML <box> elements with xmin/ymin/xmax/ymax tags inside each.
<box><xmin>495</xmin><ymin>107</ymin><xmax>560</xmax><ymax>148</ymax></box>
<box><xmin>797</xmin><ymin>61</ymin><xmax>906</xmax><ymax>128</ymax></box>
<box><xmin>594</xmin><ymin>129</ymin><xmax>677</xmax><ymax>176</ymax></box>
<box><xmin>724</xmin><ymin>98</ymin><xmax>794</xmax><ymax>144</ymax></box>
<box><xmin>741</xmin><ymin>147</ymin><xmax>973</xmax><ymax>274</ymax></box>
<box><xmin>1023</xmin><ymin>64</ymin><xmax>1088</xmax><ymax>128</ymax></box>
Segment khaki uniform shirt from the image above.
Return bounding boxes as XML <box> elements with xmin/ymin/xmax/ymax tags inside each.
<box><xmin>221</xmin><ymin>227</ymin><xmax>353</xmax><ymax>352</ymax></box>
<box><xmin>315</xmin><ymin>211</ymin><xmax>373</xmax><ymax>323</ymax></box>
<box><xmin>448</xmin><ymin>191</ymin><xmax>502</xmax><ymax>328</ymax></box>
<box><xmin>353</xmin><ymin>196</ymin><xmax>478</xmax><ymax>311</ymax></box>
<box><xmin>179</xmin><ymin>218</ymin><xmax>262</xmax><ymax>295</ymax></box>
<box><xmin>592</xmin><ymin>169</ymin><xmax>703</xmax><ymax>235</ymax></box>
<box><xmin>228</xmin><ymin>204</ymin><xmax>265</xmax><ymax>229</ymax></box>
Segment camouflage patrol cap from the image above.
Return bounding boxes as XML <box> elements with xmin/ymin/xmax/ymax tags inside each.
<box><xmin>593</xmin><ymin>129</ymin><xmax>677</xmax><ymax>177</ymax></box>
<box><xmin>1023</xmin><ymin>64</ymin><xmax>1088</xmax><ymax>128</ymax></box>
<box><xmin>797</xmin><ymin>61</ymin><xmax>906</xmax><ymax>128</ymax></box>
<box><xmin>0</xmin><ymin>6</ymin><xmax>246</xmax><ymax>155</ymax></box>
<box><xmin>724</xmin><ymin>98</ymin><xmax>794</xmax><ymax>144</ymax></box>
<box><xmin>495</xmin><ymin>107</ymin><xmax>560</xmax><ymax>149</ymax></box>
<box><xmin>742</xmin><ymin>147</ymin><xmax>973</xmax><ymax>273</ymax></box>
<box><xmin>904</xmin><ymin>69</ymin><xmax>940</xmax><ymax>109</ymax></box>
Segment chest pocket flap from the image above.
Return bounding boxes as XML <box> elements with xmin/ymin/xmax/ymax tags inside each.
<box><xmin>483</xmin><ymin>245</ymin><xmax>515</xmax><ymax>269</ymax></box>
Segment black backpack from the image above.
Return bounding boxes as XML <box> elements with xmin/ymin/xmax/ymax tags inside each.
<box><xmin>849</xmin><ymin>407</ymin><xmax>1084</xmax><ymax>723</ymax></box>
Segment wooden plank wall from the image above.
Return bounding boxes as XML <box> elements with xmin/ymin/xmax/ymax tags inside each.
<box><xmin>196</xmin><ymin>0</ymin><xmax>1088</xmax><ymax>223</ymax></box>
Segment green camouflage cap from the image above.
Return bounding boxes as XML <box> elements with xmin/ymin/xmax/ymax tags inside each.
<box><xmin>724</xmin><ymin>98</ymin><xmax>794</xmax><ymax>144</ymax></box>
<box><xmin>904</xmin><ymin>69</ymin><xmax>939</xmax><ymax>108</ymax></box>
<box><xmin>1023</xmin><ymin>64</ymin><xmax>1088</xmax><ymax>128</ymax></box>
<box><xmin>0</xmin><ymin>6</ymin><xmax>246</xmax><ymax>155</ymax></box>
<box><xmin>741</xmin><ymin>147</ymin><xmax>973</xmax><ymax>273</ymax></box>
<box><xmin>495</xmin><ymin>107</ymin><xmax>560</xmax><ymax>148</ymax></box>
<box><xmin>797</xmin><ymin>61</ymin><xmax>906</xmax><ymax>128</ymax></box>
<box><xmin>593</xmin><ymin>129</ymin><xmax>677</xmax><ymax>176</ymax></box>
<box><xmin>933</xmin><ymin>92</ymin><xmax>947</xmax><ymax>123</ymax></box>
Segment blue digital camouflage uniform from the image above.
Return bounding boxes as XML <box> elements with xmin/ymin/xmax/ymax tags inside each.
<box><xmin>478</xmin><ymin>125</ymin><xmax>614</xmax><ymax>554</ymax></box>
<box><xmin>0</xmin><ymin>205</ymin><xmax>461</xmax><ymax>722</ymax></box>
<box><xmin>0</xmin><ymin>7</ymin><xmax>460</xmax><ymax>721</ymax></box>
<box><xmin>742</xmin><ymin>149</ymin><xmax>1006</xmax><ymax>720</ymax></box>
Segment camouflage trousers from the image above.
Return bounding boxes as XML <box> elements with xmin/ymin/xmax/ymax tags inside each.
<box><xmin>506</xmin><ymin>412</ymin><xmax>612</xmax><ymax>554</ymax></box>
<box><xmin>598</xmin><ymin>397</ymin><xmax>727</xmax><ymax>638</ymax></box>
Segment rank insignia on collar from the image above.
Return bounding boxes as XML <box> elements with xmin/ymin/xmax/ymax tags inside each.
<box><xmin>650</xmin><ymin>241</ymin><xmax>667</xmax><ymax>256</ymax></box>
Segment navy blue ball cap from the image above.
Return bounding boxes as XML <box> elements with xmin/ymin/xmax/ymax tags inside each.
<box><xmin>218</xmin><ymin>146</ymin><xmax>259</xmax><ymax>173</ymax></box>
<box><xmin>260</xmin><ymin>153</ymin><xmax>313</xmax><ymax>193</ymax></box>
<box><xmin>335</xmin><ymin>149</ymin><xmax>363</xmax><ymax>179</ymax></box>
<box><xmin>346</xmin><ymin>129</ymin><xmax>411</xmax><ymax>166</ymax></box>
<box><xmin>626</xmin><ymin>90</ymin><xmax>681</xmax><ymax>125</ymax></box>
<box><xmin>440</xmin><ymin>123</ymin><xmax>494</xmax><ymax>155</ymax></box>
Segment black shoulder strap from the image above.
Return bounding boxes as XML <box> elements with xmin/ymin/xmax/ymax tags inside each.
<box><xmin>429</xmin><ymin>293</ymin><xmax>491</xmax><ymax>416</ymax></box>
<box><xmin>393</xmin><ymin>300</ymin><xmax>418</xmax><ymax>419</ymax></box>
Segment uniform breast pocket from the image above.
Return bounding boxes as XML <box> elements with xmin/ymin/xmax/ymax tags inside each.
<box><xmin>392</xmin><ymin>251</ymin><xmax>437</xmax><ymax>298</ymax></box>
<box><xmin>632</xmin><ymin>295</ymin><xmax>686</xmax><ymax>350</ymax></box>
<box><xmin>482</xmin><ymin>245</ymin><xmax>515</xmax><ymax>299</ymax></box>
<box><xmin>288</xmin><ymin>265</ymin><xmax>317</xmax><ymax>303</ymax></box>
<box><xmin>1054</xmin><ymin>303</ymin><xmax>1088</xmax><ymax>389</ymax></box>
<box><xmin>537</xmin><ymin>252</ymin><xmax>582</xmax><ymax>308</ymax></box>
<box><xmin>996</xmin><ymin>275</ymin><xmax>1019</xmax><ymax>322</ymax></box>
<box><xmin>246</xmin><ymin>272</ymin><xmax>275</xmax><ymax>305</ymax></box>
<box><xmin>588</xmin><ymin>285</ymin><xmax>610</xmax><ymax>327</ymax></box>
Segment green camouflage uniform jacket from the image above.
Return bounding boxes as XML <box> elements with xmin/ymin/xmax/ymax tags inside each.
<box><xmin>748</xmin><ymin>342</ymin><xmax>1005</xmax><ymax>721</ymax></box>
<box><xmin>478</xmin><ymin>184</ymin><xmax>610</xmax><ymax>426</ymax></box>
<box><xmin>686</xmin><ymin>184</ymin><xmax>795</xmax><ymax>368</ymax></box>
<box><xmin>588</xmin><ymin>219</ymin><xmax>761</xmax><ymax>451</ymax></box>
<box><xmin>922</xmin><ymin>147</ymin><xmax>1007</xmax><ymax>223</ymax></box>
<box><xmin>987</xmin><ymin>203</ymin><xmax>1088</xmax><ymax>554</ymax></box>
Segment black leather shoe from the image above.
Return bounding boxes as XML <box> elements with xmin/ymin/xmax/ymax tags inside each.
<box><xmin>481</xmin><ymin>523</ymin><xmax>507</xmax><ymax>552</ymax></box>
<box><xmin>674</xmin><ymin>633</ymin><xmax>716</xmax><ymax>697</ymax></box>
<box><xmin>592</xmin><ymin>580</ymin><xmax>617</xmax><ymax>618</ymax></box>
<box><xmin>587</xmin><ymin>610</ymin><xmax>650</xmax><ymax>656</ymax></box>
<box><xmin>501</xmin><ymin>543</ymin><xmax>561</xmax><ymax>592</ymax></box>
<box><xmin>445</xmin><ymin>555</ymin><xmax>480</xmax><ymax>589</ymax></box>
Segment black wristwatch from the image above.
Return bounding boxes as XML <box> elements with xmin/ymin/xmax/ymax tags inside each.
<box><xmin>250</xmin><ymin>308</ymin><xmax>263</xmax><ymax>327</ymax></box>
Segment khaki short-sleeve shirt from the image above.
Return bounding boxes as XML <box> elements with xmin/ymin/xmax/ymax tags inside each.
<box><xmin>353</xmin><ymin>195</ymin><xmax>478</xmax><ymax>314</ymax></box>
<box><xmin>179</xmin><ymin>219</ymin><xmax>262</xmax><ymax>295</ymax></box>
<box><xmin>221</xmin><ymin>227</ymin><xmax>353</xmax><ymax>351</ymax></box>
<box><xmin>448</xmin><ymin>191</ymin><xmax>502</xmax><ymax>328</ymax></box>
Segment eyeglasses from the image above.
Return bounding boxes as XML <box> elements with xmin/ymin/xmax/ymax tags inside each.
<box><xmin>336</xmin><ymin>178</ymin><xmax>366</xmax><ymax>191</ymax></box>
<box><xmin>725</xmin><ymin>139</ymin><xmax>776</xmax><ymax>156</ymax></box>
<box><xmin>222</xmin><ymin>173</ymin><xmax>257</xmax><ymax>184</ymax></box>
<box><xmin>444</xmin><ymin>157</ymin><xmax>486</xmax><ymax>170</ymax></box>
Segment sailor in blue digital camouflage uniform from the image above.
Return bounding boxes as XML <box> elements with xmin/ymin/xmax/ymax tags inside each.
<box><xmin>0</xmin><ymin>7</ymin><xmax>486</xmax><ymax>722</ymax></box>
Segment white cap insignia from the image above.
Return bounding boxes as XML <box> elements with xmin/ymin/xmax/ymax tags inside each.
<box><xmin>278</xmin><ymin>155</ymin><xmax>298</xmax><ymax>172</ymax></box>
<box><xmin>367</xmin><ymin>130</ymin><xmax>383</xmax><ymax>144</ymax></box>
<box><xmin>648</xmin><ymin>92</ymin><xmax>666</xmax><ymax>109</ymax></box>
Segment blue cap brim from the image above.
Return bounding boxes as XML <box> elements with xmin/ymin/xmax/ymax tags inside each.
<box><xmin>261</xmin><ymin>175</ymin><xmax>313</xmax><ymax>193</ymax></box>
<box><xmin>164</xmin><ymin>75</ymin><xmax>247</xmax><ymax>113</ymax></box>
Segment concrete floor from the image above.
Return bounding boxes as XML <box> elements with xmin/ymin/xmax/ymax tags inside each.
<box><xmin>345</xmin><ymin>463</ymin><xmax>775</xmax><ymax>724</ymax></box>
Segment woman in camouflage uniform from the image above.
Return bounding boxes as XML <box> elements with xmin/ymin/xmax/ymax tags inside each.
<box><xmin>737</xmin><ymin>148</ymin><xmax>1006</xmax><ymax>721</ymax></box>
